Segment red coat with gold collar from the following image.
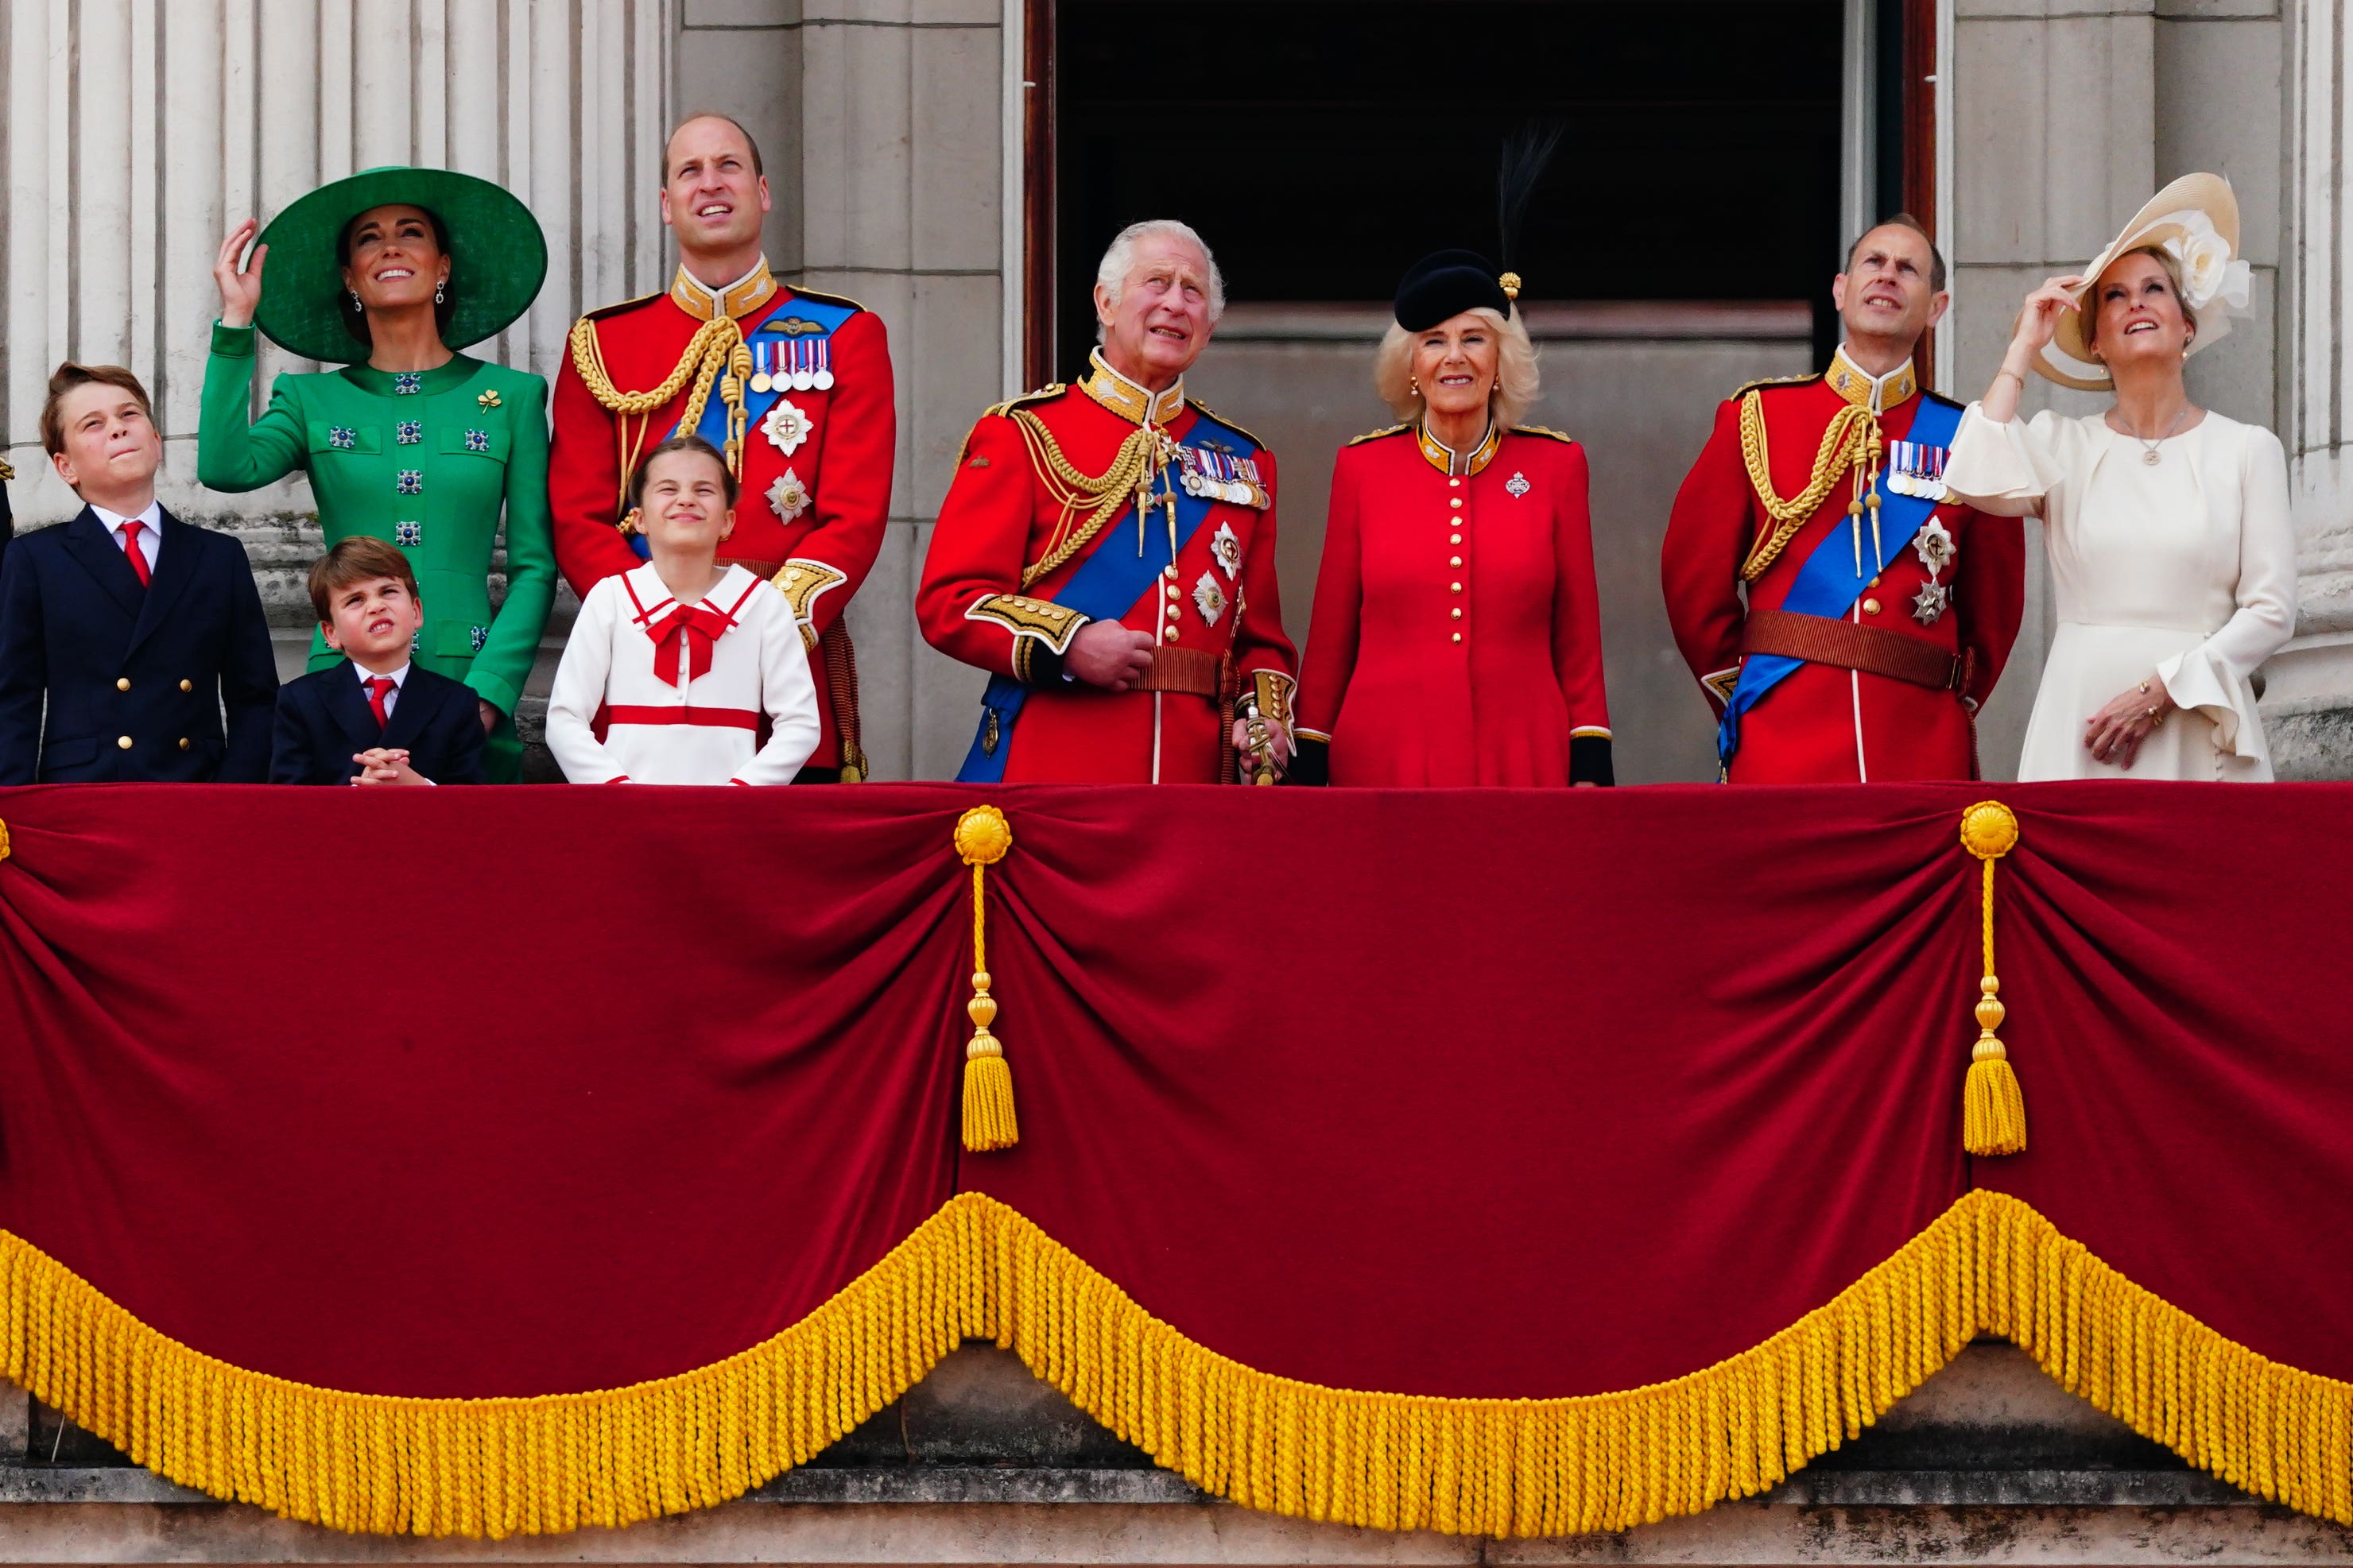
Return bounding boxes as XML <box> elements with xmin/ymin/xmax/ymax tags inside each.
<box><xmin>1661</xmin><ymin>355</ymin><xmax>2023</xmax><ymax>783</ymax></box>
<box><xmin>549</xmin><ymin>261</ymin><xmax>895</xmax><ymax>773</ymax></box>
<box><xmin>1295</xmin><ymin>421</ymin><xmax>1611</xmax><ymax>785</ymax></box>
<box><xmin>917</xmin><ymin>360</ymin><xmax>1296</xmax><ymax>784</ymax></box>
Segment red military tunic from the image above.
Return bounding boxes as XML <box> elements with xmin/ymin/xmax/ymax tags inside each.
<box><xmin>549</xmin><ymin>261</ymin><xmax>895</xmax><ymax>775</ymax></box>
<box><xmin>917</xmin><ymin>354</ymin><xmax>1296</xmax><ymax>783</ymax></box>
<box><xmin>1662</xmin><ymin>350</ymin><xmax>2024</xmax><ymax>782</ymax></box>
<box><xmin>1295</xmin><ymin>421</ymin><xmax>1611</xmax><ymax>785</ymax></box>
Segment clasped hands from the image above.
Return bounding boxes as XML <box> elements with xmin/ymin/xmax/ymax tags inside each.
<box><xmin>2085</xmin><ymin>673</ymin><xmax>2174</xmax><ymax>770</ymax></box>
<box><xmin>350</xmin><ymin>747</ymin><xmax>430</xmax><ymax>787</ymax></box>
<box><xmin>1064</xmin><ymin>621</ymin><xmax>1293</xmax><ymax>780</ymax></box>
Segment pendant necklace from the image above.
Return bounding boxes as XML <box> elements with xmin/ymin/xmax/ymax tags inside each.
<box><xmin>2115</xmin><ymin>405</ymin><xmax>2193</xmax><ymax>466</ymax></box>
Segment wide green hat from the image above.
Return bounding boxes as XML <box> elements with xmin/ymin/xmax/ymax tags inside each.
<box><xmin>254</xmin><ymin>165</ymin><xmax>548</xmax><ymax>364</ymax></box>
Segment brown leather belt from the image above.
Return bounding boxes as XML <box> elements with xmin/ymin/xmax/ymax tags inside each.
<box><xmin>1742</xmin><ymin>609</ymin><xmax>1974</xmax><ymax>693</ymax></box>
<box><xmin>1130</xmin><ymin>645</ymin><xmax>1223</xmax><ymax>698</ymax></box>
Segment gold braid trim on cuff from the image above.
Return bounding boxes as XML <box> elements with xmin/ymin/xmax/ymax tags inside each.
<box><xmin>1736</xmin><ymin>392</ymin><xmax>1882</xmax><ymax>583</ymax></box>
<box><xmin>3</xmin><ymin>1189</ymin><xmax>2345</xmax><ymax>1538</ymax></box>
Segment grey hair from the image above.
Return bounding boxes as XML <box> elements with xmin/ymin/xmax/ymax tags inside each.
<box><xmin>1093</xmin><ymin>219</ymin><xmax>1225</xmax><ymax>343</ymax></box>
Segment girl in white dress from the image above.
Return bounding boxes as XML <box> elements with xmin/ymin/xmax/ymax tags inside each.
<box><xmin>1944</xmin><ymin>174</ymin><xmax>2296</xmax><ymax>781</ymax></box>
<box><xmin>547</xmin><ymin>436</ymin><xmax>820</xmax><ymax>785</ymax></box>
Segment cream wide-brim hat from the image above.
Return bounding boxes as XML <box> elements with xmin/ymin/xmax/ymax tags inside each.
<box><xmin>2036</xmin><ymin>173</ymin><xmax>2245</xmax><ymax>392</ymax></box>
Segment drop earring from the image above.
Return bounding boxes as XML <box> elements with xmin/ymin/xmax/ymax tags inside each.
<box><xmin>435</xmin><ymin>280</ymin><xmax>445</xmax><ymax>305</ymax></box>
<box><xmin>1409</xmin><ymin>374</ymin><xmax>1421</xmax><ymax>395</ymax></box>
<box><xmin>350</xmin><ymin>289</ymin><xmax>362</xmax><ymax>309</ymax></box>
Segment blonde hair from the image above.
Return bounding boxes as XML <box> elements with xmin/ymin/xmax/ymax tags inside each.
<box><xmin>1374</xmin><ymin>308</ymin><xmax>1540</xmax><ymax>429</ymax></box>
<box><xmin>2084</xmin><ymin>245</ymin><xmax>2199</xmax><ymax>349</ymax></box>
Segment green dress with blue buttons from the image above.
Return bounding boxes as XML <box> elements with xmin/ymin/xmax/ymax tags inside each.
<box><xmin>198</xmin><ymin>320</ymin><xmax>555</xmax><ymax>780</ymax></box>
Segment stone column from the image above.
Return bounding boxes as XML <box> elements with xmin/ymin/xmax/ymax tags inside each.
<box><xmin>2269</xmin><ymin>0</ymin><xmax>2353</xmax><ymax>775</ymax></box>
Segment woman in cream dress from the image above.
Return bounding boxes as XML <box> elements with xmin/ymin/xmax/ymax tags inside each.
<box><xmin>1944</xmin><ymin>174</ymin><xmax>2295</xmax><ymax>780</ymax></box>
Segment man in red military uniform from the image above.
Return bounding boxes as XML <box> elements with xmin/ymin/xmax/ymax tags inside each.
<box><xmin>550</xmin><ymin>113</ymin><xmax>894</xmax><ymax>781</ymax></box>
<box><xmin>917</xmin><ymin>219</ymin><xmax>1296</xmax><ymax>784</ymax></box>
<box><xmin>1662</xmin><ymin>216</ymin><xmax>2022</xmax><ymax>782</ymax></box>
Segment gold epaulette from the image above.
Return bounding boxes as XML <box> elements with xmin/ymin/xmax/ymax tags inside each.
<box><xmin>1183</xmin><ymin>398</ymin><xmax>1266</xmax><ymax>451</ymax></box>
<box><xmin>959</xmin><ymin>385</ymin><xmax>1067</xmax><ymax>467</ymax></box>
<box><xmin>1513</xmin><ymin>424</ymin><xmax>1577</xmax><ymax>443</ymax></box>
<box><xmin>980</xmin><ymin>384</ymin><xmax>1067</xmax><ymax>421</ymax></box>
<box><xmin>1732</xmin><ymin>371</ymin><xmax>1821</xmax><ymax>401</ymax></box>
<box><xmin>786</xmin><ymin>285</ymin><xmax>867</xmax><ymax>315</ymax></box>
<box><xmin>580</xmin><ymin>290</ymin><xmax>664</xmax><ymax>324</ymax></box>
<box><xmin>1347</xmin><ymin>423</ymin><xmax>1410</xmax><ymax>446</ymax></box>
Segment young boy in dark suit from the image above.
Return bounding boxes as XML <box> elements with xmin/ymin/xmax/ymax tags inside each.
<box><xmin>0</xmin><ymin>363</ymin><xmax>278</xmax><ymax>783</ymax></box>
<box><xmin>272</xmin><ymin>537</ymin><xmax>486</xmax><ymax>785</ymax></box>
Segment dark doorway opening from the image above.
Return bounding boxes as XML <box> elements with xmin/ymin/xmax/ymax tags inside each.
<box><xmin>1043</xmin><ymin>0</ymin><xmax>1870</xmax><ymax>384</ymax></box>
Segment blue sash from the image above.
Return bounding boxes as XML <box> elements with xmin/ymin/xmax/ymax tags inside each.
<box><xmin>628</xmin><ymin>294</ymin><xmax>861</xmax><ymax>560</ymax></box>
<box><xmin>1716</xmin><ymin>393</ymin><xmax>1964</xmax><ymax>769</ymax></box>
<box><xmin>956</xmin><ymin>411</ymin><xmax>1258</xmax><ymax>783</ymax></box>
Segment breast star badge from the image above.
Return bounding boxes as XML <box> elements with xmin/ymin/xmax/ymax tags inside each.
<box><xmin>767</xmin><ymin>467</ymin><xmax>811</xmax><ymax>523</ymax></box>
<box><xmin>762</xmin><ymin>397</ymin><xmax>812</xmax><ymax>457</ymax></box>
<box><xmin>1210</xmin><ymin>521</ymin><xmax>1242</xmax><ymax>580</ymax></box>
<box><xmin>1506</xmin><ymin>471</ymin><xmax>1531</xmax><ymax>498</ymax></box>
<box><xmin>1913</xmin><ymin>518</ymin><xmax>1956</xmax><ymax>576</ymax></box>
<box><xmin>1192</xmin><ymin>570</ymin><xmax>1227</xmax><ymax>626</ymax></box>
<box><xmin>1912</xmin><ymin>580</ymin><xmax>1951</xmax><ymax>625</ymax></box>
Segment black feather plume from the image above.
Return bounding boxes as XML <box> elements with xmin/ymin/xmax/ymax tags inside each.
<box><xmin>1496</xmin><ymin>122</ymin><xmax>1564</xmax><ymax>281</ymax></box>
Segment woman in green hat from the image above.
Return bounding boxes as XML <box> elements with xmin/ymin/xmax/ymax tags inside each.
<box><xmin>199</xmin><ymin>166</ymin><xmax>555</xmax><ymax>781</ymax></box>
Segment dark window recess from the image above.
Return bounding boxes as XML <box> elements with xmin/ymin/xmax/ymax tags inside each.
<box><xmin>1053</xmin><ymin>0</ymin><xmax>1845</xmax><ymax>381</ymax></box>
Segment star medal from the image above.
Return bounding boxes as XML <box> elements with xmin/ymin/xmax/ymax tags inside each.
<box><xmin>1505</xmin><ymin>471</ymin><xmax>1531</xmax><ymax>498</ymax></box>
<box><xmin>762</xmin><ymin>397</ymin><xmax>812</xmax><ymax>456</ymax></box>
<box><xmin>1911</xmin><ymin>580</ymin><xmax>1950</xmax><ymax>626</ymax></box>
<box><xmin>767</xmin><ymin>467</ymin><xmax>811</xmax><ymax>523</ymax></box>
<box><xmin>1210</xmin><ymin>521</ymin><xmax>1243</xmax><ymax>581</ymax></box>
<box><xmin>1192</xmin><ymin>570</ymin><xmax>1227</xmax><ymax>626</ymax></box>
<box><xmin>1913</xmin><ymin>517</ymin><xmax>1956</xmax><ymax>576</ymax></box>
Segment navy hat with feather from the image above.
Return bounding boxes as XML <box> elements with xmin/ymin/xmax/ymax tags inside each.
<box><xmin>1393</xmin><ymin>250</ymin><xmax>1516</xmax><ymax>333</ymax></box>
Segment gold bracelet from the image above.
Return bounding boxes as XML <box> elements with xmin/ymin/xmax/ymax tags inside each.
<box><xmin>1993</xmin><ymin>366</ymin><xmax>2027</xmax><ymax>392</ymax></box>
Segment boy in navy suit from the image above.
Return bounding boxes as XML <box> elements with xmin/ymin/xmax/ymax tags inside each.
<box><xmin>272</xmin><ymin>537</ymin><xmax>486</xmax><ymax>785</ymax></box>
<box><xmin>0</xmin><ymin>364</ymin><xmax>277</xmax><ymax>783</ymax></box>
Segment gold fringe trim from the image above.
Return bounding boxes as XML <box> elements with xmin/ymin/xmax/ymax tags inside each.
<box><xmin>3</xmin><ymin>1191</ymin><xmax>2346</xmax><ymax>1537</ymax></box>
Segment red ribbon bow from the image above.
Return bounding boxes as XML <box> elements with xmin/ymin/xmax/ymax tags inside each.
<box><xmin>642</xmin><ymin>600</ymin><xmax>736</xmax><ymax>689</ymax></box>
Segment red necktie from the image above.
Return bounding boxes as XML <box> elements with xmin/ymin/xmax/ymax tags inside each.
<box><xmin>366</xmin><ymin>676</ymin><xmax>396</xmax><ymax>730</ymax></box>
<box><xmin>118</xmin><ymin>521</ymin><xmax>152</xmax><ymax>588</ymax></box>
<box><xmin>644</xmin><ymin>601</ymin><xmax>735</xmax><ymax>689</ymax></box>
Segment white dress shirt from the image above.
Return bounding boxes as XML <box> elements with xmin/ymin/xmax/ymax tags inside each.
<box><xmin>90</xmin><ymin>499</ymin><xmax>162</xmax><ymax>573</ymax></box>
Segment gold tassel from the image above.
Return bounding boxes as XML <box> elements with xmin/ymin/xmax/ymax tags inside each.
<box><xmin>955</xmin><ymin>806</ymin><xmax>1018</xmax><ymax>1152</ymax></box>
<box><xmin>1959</xmin><ymin>801</ymin><xmax>2026</xmax><ymax>1156</ymax></box>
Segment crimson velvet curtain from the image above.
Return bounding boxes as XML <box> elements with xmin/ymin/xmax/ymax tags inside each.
<box><xmin>0</xmin><ymin>782</ymin><xmax>2343</xmax><ymax>1538</ymax></box>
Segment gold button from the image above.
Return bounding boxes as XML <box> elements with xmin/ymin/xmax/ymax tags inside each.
<box><xmin>1451</xmin><ymin>607</ymin><xmax>1463</xmax><ymax>620</ymax></box>
<box><xmin>117</xmin><ymin>736</ymin><xmax>133</xmax><ymax>750</ymax></box>
<box><xmin>1452</xmin><ymin>632</ymin><xmax>1463</xmax><ymax>643</ymax></box>
<box><xmin>178</xmin><ymin>738</ymin><xmax>191</xmax><ymax>751</ymax></box>
<box><xmin>1163</xmin><ymin>565</ymin><xmax>1176</xmax><ymax>580</ymax></box>
<box><xmin>1448</xmin><ymin>478</ymin><xmax>1460</xmax><ymax>489</ymax></box>
<box><xmin>1166</xmin><ymin>584</ymin><xmax>1180</xmax><ymax>600</ymax></box>
<box><xmin>1449</xmin><ymin>498</ymin><xmax>1463</xmax><ymax>509</ymax></box>
<box><xmin>1863</xmin><ymin>598</ymin><xmax>1882</xmax><ymax>615</ymax></box>
<box><xmin>1449</xmin><ymin>556</ymin><xmax>1463</xmax><ymax>567</ymax></box>
<box><xmin>115</xmin><ymin>677</ymin><xmax>130</xmax><ymax>691</ymax></box>
<box><xmin>1450</xmin><ymin>582</ymin><xmax>1462</xmax><ymax>593</ymax></box>
<box><xmin>1165</xmin><ymin>627</ymin><xmax>1180</xmax><ymax>641</ymax></box>
<box><xmin>1868</xmin><ymin>576</ymin><xmax>1881</xmax><ymax>589</ymax></box>
<box><xmin>1450</xmin><ymin>533</ymin><xmax>1462</xmax><ymax>544</ymax></box>
<box><xmin>180</xmin><ymin>679</ymin><xmax>192</xmax><ymax>692</ymax></box>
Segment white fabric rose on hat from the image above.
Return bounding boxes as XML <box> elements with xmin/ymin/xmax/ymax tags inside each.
<box><xmin>2160</xmin><ymin>213</ymin><xmax>2252</xmax><ymax>315</ymax></box>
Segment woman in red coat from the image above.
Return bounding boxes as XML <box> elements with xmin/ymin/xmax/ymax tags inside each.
<box><xmin>1293</xmin><ymin>251</ymin><xmax>1613</xmax><ymax>786</ymax></box>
